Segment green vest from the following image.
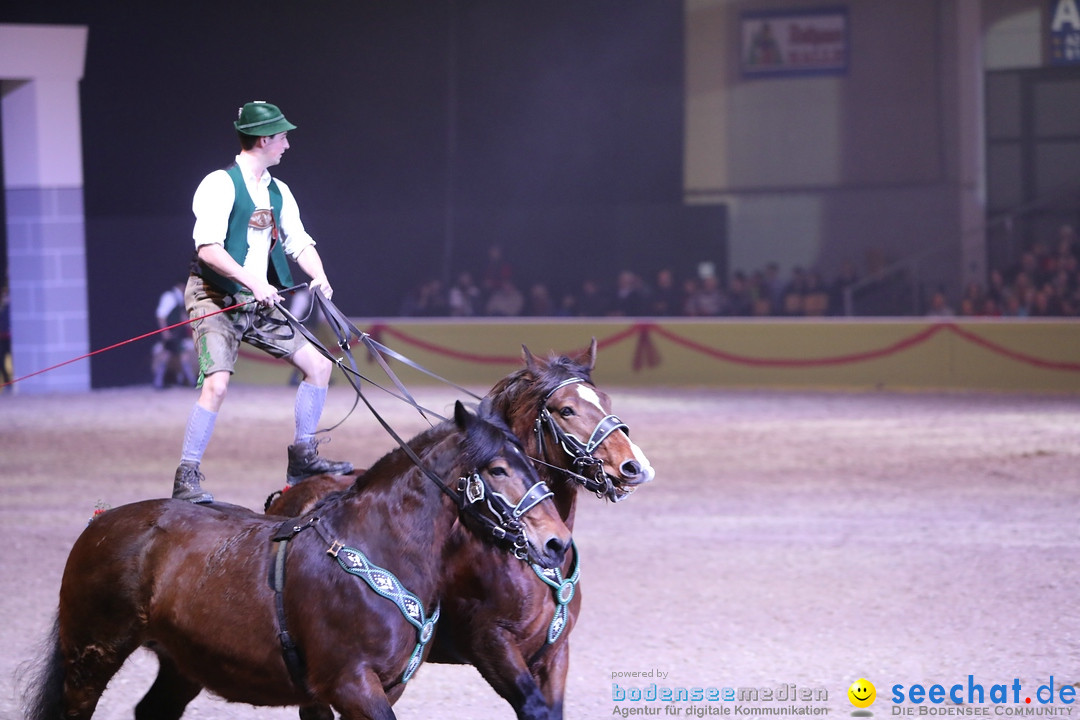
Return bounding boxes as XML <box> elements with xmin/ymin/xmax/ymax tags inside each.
<box><xmin>195</xmin><ymin>164</ymin><xmax>295</xmax><ymax>294</ymax></box>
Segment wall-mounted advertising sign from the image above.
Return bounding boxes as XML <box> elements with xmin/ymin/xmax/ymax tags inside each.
<box><xmin>740</xmin><ymin>7</ymin><xmax>849</xmax><ymax>78</ymax></box>
<box><xmin>1050</xmin><ymin>0</ymin><xmax>1080</xmax><ymax>65</ymax></box>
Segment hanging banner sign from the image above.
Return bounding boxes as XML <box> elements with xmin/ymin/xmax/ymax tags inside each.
<box><xmin>1050</xmin><ymin>0</ymin><xmax>1080</xmax><ymax>64</ymax></box>
<box><xmin>740</xmin><ymin>7</ymin><xmax>849</xmax><ymax>78</ymax></box>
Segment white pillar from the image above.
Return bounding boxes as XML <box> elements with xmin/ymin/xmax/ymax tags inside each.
<box><xmin>1</xmin><ymin>24</ymin><xmax>90</xmax><ymax>393</ymax></box>
<box><xmin>949</xmin><ymin>1</ymin><xmax>988</xmax><ymax>290</ymax></box>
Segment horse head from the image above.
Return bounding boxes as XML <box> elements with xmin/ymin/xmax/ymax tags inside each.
<box><xmin>487</xmin><ymin>338</ymin><xmax>654</xmax><ymax>503</ymax></box>
<box><xmin>451</xmin><ymin>400</ymin><xmax>571</xmax><ymax>569</ymax></box>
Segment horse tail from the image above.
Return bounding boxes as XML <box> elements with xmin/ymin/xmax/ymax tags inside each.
<box><xmin>19</xmin><ymin>614</ymin><xmax>66</xmax><ymax>720</ymax></box>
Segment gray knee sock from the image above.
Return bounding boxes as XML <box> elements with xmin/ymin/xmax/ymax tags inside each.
<box><xmin>294</xmin><ymin>381</ymin><xmax>327</xmax><ymax>444</ymax></box>
<box><xmin>180</xmin><ymin>404</ymin><xmax>217</xmax><ymax>464</ymax></box>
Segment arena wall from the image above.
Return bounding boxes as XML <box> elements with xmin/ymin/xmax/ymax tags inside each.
<box><xmin>234</xmin><ymin>319</ymin><xmax>1080</xmax><ymax>394</ymax></box>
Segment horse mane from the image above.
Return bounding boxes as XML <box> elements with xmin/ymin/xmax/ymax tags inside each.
<box><xmin>485</xmin><ymin>352</ymin><xmax>594</xmax><ymax>420</ymax></box>
<box><xmin>349</xmin><ymin>403</ymin><xmax>522</xmax><ymax>492</ymax></box>
<box><xmin>459</xmin><ymin>405</ymin><xmax>525</xmax><ymax>471</ymax></box>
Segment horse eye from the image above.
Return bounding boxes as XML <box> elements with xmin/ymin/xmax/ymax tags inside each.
<box><xmin>558</xmin><ymin>406</ymin><xmax>575</xmax><ymax>418</ymax></box>
<box><xmin>488</xmin><ymin>465</ymin><xmax>508</xmax><ymax>477</ymax></box>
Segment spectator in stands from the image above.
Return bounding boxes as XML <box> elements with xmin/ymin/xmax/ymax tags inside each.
<box><xmin>448</xmin><ymin>271</ymin><xmax>480</xmax><ymax>317</ymax></box>
<box><xmin>986</xmin><ymin>269</ymin><xmax>1007</xmax><ymax>309</ymax></box>
<box><xmin>609</xmin><ymin>270</ymin><xmax>649</xmax><ymax>317</ymax></box>
<box><xmin>417</xmin><ymin>279</ymin><xmax>450</xmax><ymax>316</ymax></box>
<box><xmin>679</xmin><ymin>276</ymin><xmax>699</xmax><ymax>316</ymax></box>
<box><xmin>780</xmin><ymin>266</ymin><xmax>808</xmax><ymax>316</ymax></box>
<box><xmin>925</xmin><ymin>288</ymin><xmax>955</xmax><ymax>317</ymax></box>
<box><xmin>481</xmin><ymin>243</ymin><xmax>514</xmax><ymax>300</ymax></box>
<box><xmin>727</xmin><ymin>271</ymin><xmax>754</xmax><ymax>316</ymax></box>
<box><xmin>399</xmin><ymin>278</ymin><xmax>449</xmax><ymax>316</ymax></box>
<box><xmin>959</xmin><ymin>281</ymin><xmax>987</xmax><ymax>317</ymax></box>
<box><xmin>1006</xmin><ymin>251</ymin><xmax>1034</xmax><ymax>288</ymax></box>
<box><xmin>647</xmin><ymin>268</ymin><xmax>682</xmax><ymax>316</ymax></box>
<box><xmin>1001</xmin><ymin>290</ymin><xmax>1026</xmax><ymax>317</ymax></box>
<box><xmin>484</xmin><ymin>278</ymin><xmax>525</xmax><ymax>316</ymax></box>
<box><xmin>524</xmin><ymin>282</ymin><xmax>555</xmax><ymax>316</ymax></box>
<box><xmin>556</xmin><ymin>289</ymin><xmax>578</xmax><ymax>316</ymax></box>
<box><xmin>763</xmin><ymin>262</ymin><xmax>784</xmax><ymax>315</ymax></box>
<box><xmin>574</xmin><ymin>278</ymin><xmax>609</xmax><ymax>317</ymax></box>
<box><xmin>749</xmin><ymin>270</ymin><xmax>773</xmax><ymax>316</ymax></box>
<box><xmin>1028</xmin><ymin>286</ymin><xmax>1058</xmax><ymax>316</ymax></box>
<box><xmin>802</xmin><ymin>270</ymin><xmax>829</xmax><ymax>316</ymax></box>
<box><xmin>685</xmin><ymin>271</ymin><xmax>728</xmax><ymax>316</ymax></box>
<box><xmin>1012</xmin><ymin>271</ymin><xmax>1033</xmax><ymax>311</ymax></box>
<box><xmin>1049</xmin><ymin>272</ymin><xmax>1074</xmax><ymax>315</ymax></box>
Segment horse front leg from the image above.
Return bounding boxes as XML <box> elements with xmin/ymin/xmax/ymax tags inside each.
<box><xmin>533</xmin><ymin>639</ymin><xmax>571</xmax><ymax>720</ymax></box>
<box><xmin>299</xmin><ymin>702</ymin><xmax>336</xmax><ymax>720</ymax></box>
<box><xmin>472</xmin><ymin>634</ymin><xmax>552</xmax><ymax>720</ymax></box>
<box><xmin>326</xmin><ymin>665</ymin><xmax>397</xmax><ymax>720</ymax></box>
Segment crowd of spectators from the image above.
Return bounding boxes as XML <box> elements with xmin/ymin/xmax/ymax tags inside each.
<box><xmin>927</xmin><ymin>224</ymin><xmax>1080</xmax><ymax>318</ymax></box>
<box><xmin>396</xmin><ymin>227</ymin><xmax>1080</xmax><ymax>319</ymax></box>
<box><xmin>399</xmin><ymin>256</ymin><xmax>857</xmax><ymax>319</ymax></box>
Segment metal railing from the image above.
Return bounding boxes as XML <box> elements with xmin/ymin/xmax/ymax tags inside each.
<box><xmin>841</xmin><ymin>246</ymin><xmax>950</xmax><ymax>317</ymax></box>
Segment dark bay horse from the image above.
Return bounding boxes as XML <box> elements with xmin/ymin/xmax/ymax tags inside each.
<box><xmin>24</xmin><ymin>402</ymin><xmax>571</xmax><ymax>720</ymax></box>
<box><xmin>267</xmin><ymin>339</ymin><xmax>655</xmax><ymax>720</ymax></box>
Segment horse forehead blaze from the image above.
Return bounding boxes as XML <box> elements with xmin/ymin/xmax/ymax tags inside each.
<box><xmin>574</xmin><ymin>384</ymin><xmax>607</xmax><ymax>413</ymax></box>
<box><xmin>575</xmin><ymin>382</ymin><xmax>655</xmax><ymax>481</ymax></box>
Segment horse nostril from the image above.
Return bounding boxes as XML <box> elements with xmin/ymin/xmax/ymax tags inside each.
<box><xmin>545</xmin><ymin>536</ymin><xmax>569</xmax><ymax>563</ymax></box>
<box><xmin>620</xmin><ymin>459</ymin><xmax>642</xmax><ymax>478</ymax></box>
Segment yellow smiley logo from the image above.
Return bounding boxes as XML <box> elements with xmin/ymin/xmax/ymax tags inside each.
<box><xmin>848</xmin><ymin>678</ymin><xmax>876</xmax><ymax>708</ymax></box>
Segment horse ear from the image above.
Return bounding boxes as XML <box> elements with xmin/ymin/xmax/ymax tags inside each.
<box><xmin>573</xmin><ymin>337</ymin><xmax>597</xmax><ymax>372</ymax></box>
<box><xmin>454</xmin><ymin>400</ymin><xmax>474</xmax><ymax>429</ymax></box>
<box><xmin>521</xmin><ymin>344</ymin><xmax>540</xmax><ymax>374</ymax></box>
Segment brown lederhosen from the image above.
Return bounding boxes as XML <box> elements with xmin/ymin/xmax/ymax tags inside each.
<box><xmin>185</xmin><ymin>274</ymin><xmax>306</xmax><ymax>381</ymax></box>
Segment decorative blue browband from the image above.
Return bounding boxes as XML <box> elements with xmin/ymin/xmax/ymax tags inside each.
<box><xmin>531</xmin><ymin>541</ymin><xmax>580</xmax><ymax>644</ymax></box>
<box><xmin>334</xmin><ymin>545</ymin><xmax>440</xmax><ymax>683</ymax></box>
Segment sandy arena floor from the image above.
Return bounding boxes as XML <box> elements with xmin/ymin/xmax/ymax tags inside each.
<box><xmin>2</xmin><ymin>382</ymin><xmax>1079</xmax><ymax>719</ymax></box>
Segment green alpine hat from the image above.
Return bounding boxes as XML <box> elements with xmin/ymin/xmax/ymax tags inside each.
<box><xmin>234</xmin><ymin>101</ymin><xmax>297</xmax><ymax>136</ymax></box>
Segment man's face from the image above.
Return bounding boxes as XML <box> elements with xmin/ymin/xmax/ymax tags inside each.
<box><xmin>261</xmin><ymin>132</ymin><xmax>290</xmax><ymax>165</ymax></box>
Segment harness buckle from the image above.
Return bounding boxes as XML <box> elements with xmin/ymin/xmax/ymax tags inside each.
<box><xmin>460</xmin><ymin>474</ymin><xmax>485</xmax><ymax>505</ymax></box>
<box><xmin>326</xmin><ymin>540</ymin><xmax>344</xmax><ymax>557</ymax></box>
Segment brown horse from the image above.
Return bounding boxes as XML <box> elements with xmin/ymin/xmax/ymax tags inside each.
<box><xmin>24</xmin><ymin>402</ymin><xmax>571</xmax><ymax>720</ymax></box>
<box><xmin>267</xmin><ymin>339</ymin><xmax>655</xmax><ymax>720</ymax></box>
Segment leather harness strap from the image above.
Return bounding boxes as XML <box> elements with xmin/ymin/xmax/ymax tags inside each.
<box><xmin>269</xmin><ymin>536</ymin><xmax>308</xmax><ymax>693</ymax></box>
<box><xmin>267</xmin><ymin>513</ymin><xmax>343</xmax><ymax>693</ymax></box>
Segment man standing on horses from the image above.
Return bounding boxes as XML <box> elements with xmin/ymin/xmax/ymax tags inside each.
<box><xmin>172</xmin><ymin>101</ymin><xmax>353</xmax><ymax>503</ymax></box>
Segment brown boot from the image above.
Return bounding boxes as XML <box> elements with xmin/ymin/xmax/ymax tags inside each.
<box><xmin>286</xmin><ymin>439</ymin><xmax>353</xmax><ymax>487</ymax></box>
<box><xmin>172</xmin><ymin>461</ymin><xmax>214</xmax><ymax>504</ymax></box>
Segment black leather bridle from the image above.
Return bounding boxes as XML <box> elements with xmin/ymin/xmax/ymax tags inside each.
<box><xmin>533</xmin><ymin>377</ymin><xmax>630</xmax><ymax>498</ymax></box>
<box><xmin>458</xmin><ymin>464</ymin><xmax>554</xmax><ymax>560</ymax></box>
